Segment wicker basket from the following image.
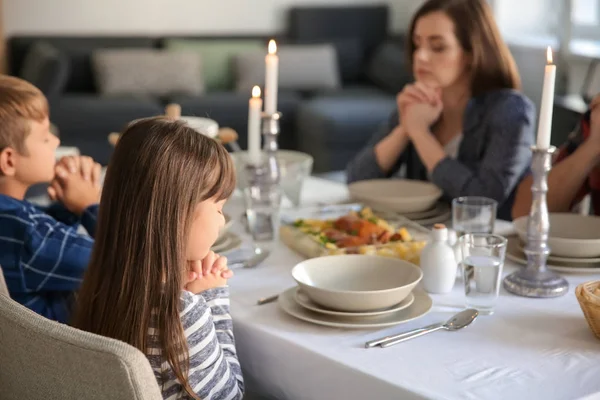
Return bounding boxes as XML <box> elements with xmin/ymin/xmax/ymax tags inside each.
<box><xmin>575</xmin><ymin>281</ymin><xmax>600</xmax><ymax>340</ymax></box>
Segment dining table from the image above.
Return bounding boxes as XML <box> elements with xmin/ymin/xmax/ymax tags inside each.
<box><xmin>224</xmin><ymin>176</ymin><xmax>600</xmax><ymax>400</ymax></box>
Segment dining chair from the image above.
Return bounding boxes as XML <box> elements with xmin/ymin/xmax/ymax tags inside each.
<box><xmin>0</xmin><ymin>265</ymin><xmax>9</xmax><ymax>297</ymax></box>
<box><xmin>0</xmin><ymin>294</ymin><xmax>162</xmax><ymax>400</ymax></box>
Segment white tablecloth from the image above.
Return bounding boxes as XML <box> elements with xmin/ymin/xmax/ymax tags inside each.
<box><xmin>224</xmin><ymin>177</ymin><xmax>600</xmax><ymax>400</ymax></box>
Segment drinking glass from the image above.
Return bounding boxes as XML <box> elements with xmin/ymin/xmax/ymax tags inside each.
<box><xmin>452</xmin><ymin>196</ymin><xmax>497</xmax><ymax>237</ymax></box>
<box><xmin>459</xmin><ymin>233</ymin><xmax>507</xmax><ymax>315</ymax></box>
<box><xmin>244</xmin><ymin>184</ymin><xmax>282</xmax><ymax>250</ymax></box>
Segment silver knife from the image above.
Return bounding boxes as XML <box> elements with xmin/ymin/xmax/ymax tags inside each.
<box><xmin>365</xmin><ymin>323</ymin><xmax>443</xmax><ymax>348</ymax></box>
<box><xmin>256</xmin><ymin>294</ymin><xmax>279</xmax><ymax>305</ymax></box>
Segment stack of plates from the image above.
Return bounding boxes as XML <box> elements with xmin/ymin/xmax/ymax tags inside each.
<box><xmin>508</xmin><ymin>214</ymin><xmax>600</xmax><ymax>274</ymax></box>
<box><xmin>348</xmin><ymin>179</ymin><xmax>450</xmax><ymax>225</ymax></box>
<box><xmin>279</xmin><ymin>255</ymin><xmax>432</xmax><ymax>328</ymax></box>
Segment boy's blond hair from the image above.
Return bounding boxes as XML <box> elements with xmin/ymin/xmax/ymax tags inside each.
<box><xmin>0</xmin><ymin>75</ymin><xmax>49</xmax><ymax>155</ymax></box>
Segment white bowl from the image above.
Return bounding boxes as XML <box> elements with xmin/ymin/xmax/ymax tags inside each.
<box><xmin>230</xmin><ymin>150</ymin><xmax>313</xmax><ymax>206</ymax></box>
<box><xmin>180</xmin><ymin>116</ymin><xmax>219</xmax><ymax>138</ymax></box>
<box><xmin>348</xmin><ymin>179</ymin><xmax>442</xmax><ymax>213</ymax></box>
<box><xmin>291</xmin><ymin>255</ymin><xmax>422</xmax><ymax>312</ymax></box>
<box><xmin>513</xmin><ymin>213</ymin><xmax>600</xmax><ymax>258</ymax></box>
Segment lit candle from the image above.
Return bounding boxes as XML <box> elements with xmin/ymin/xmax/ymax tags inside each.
<box><xmin>248</xmin><ymin>86</ymin><xmax>263</xmax><ymax>165</ymax></box>
<box><xmin>536</xmin><ymin>47</ymin><xmax>556</xmax><ymax>149</ymax></box>
<box><xmin>265</xmin><ymin>40</ymin><xmax>279</xmax><ymax>115</ymax></box>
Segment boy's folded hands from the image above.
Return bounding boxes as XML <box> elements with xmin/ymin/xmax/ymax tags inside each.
<box><xmin>48</xmin><ymin>155</ymin><xmax>102</xmax><ymax>215</ymax></box>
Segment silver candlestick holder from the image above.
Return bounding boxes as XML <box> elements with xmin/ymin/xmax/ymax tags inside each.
<box><xmin>243</xmin><ymin>112</ymin><xmax>282</xmax><ymax>185</ymax></box>
<box><xmin>242</xmin><ymin>112</ymin><xmax>282</xmax><ymax>248</ymax></box>
<box><xmin>503</xmin><ymin>146</ymin><xmax>569</xmax><ymax>298</ymax></box>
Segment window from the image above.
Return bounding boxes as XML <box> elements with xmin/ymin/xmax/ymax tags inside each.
<box><xmin>494</xmin><ymin>0</ymin><xmax>600</xmax><ymax>56</ymax></box>
<box><xmin>571</xmin><ymin>0</ymin><xmax>600</xmax><ymax>42</ymax></box>
<box><xmin>494</xmin><ymin>0</ymin><xmax>562</xmax><ymax>44</ymax></box>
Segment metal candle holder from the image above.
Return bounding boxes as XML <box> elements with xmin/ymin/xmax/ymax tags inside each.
<box><xmin>261</xmin><ymin>112</ymin><xmax>282</xmax><ymax>183</ymax></box>
<box><xmin>243</xmin><ymin>112</ymin><xmax>282</xmax><ymax>186</ymax></box>
<box><xmin>503</xmin><ymin>146</ymin><xmax>569</xmax><ymax>298</ymax></box>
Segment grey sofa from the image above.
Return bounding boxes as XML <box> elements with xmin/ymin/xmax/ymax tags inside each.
<box><xmin>8</xmin><ymin>5</ymin><xmax>410</xmax><ymax>172</ymax></box>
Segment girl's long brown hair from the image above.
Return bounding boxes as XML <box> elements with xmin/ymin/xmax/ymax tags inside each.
<box><xmin>72</xmin><ymin>117</ymin><xmax>235</xmax><ymax>399</ymax></box>
<box><xmin>407</xmin><ymin>0</ymin><xmax>521</xmax><ymax>96</ymax></box>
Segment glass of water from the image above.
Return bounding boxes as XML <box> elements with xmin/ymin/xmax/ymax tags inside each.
<box><xmin>459</xmin><ymin>233</ymin><xmax>507</xmax><ymax>315</ymax></box>
<box><xmin>452</xmin><ymin>197</ymin><xmax>497</xmax><ymax>236</ymax></box>
<box><xmin>243</xmin><ymin>184</ymin><xmax>282</xmax><ymax>249</ymax></box>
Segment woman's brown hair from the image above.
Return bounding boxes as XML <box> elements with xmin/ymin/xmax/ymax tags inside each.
<box><xmin>72</xmin><ymin>117</ymin><xmax>236</xmax><ymax>399</ymax></box>
<box><xmin>407</xmin><ymin>0</ymin><xmax>521</xmax><ymax>96</ymax></box>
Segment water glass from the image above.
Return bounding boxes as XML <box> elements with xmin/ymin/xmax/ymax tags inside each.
<box><xmin>452</xmin><ymin>196</ymin><xmax>497</xmax><ymax>237</ymax></box>
<box><xmin>243</xmin><ymin>184</ymin><xmax>282</xmax><ymax>249</ymax></box>
<box><xmin>459</xmin><ymin>233</ymin><xmax>507</xmax><ymax>315</ymax></box>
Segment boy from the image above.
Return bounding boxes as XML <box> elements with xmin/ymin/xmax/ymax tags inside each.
<box><xmin>0</xmin><ymin>75</ymin><xmax>102</xmax><ymax>323</ymax></box>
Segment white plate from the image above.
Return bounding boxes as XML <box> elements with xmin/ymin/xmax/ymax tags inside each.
<box><xmin>513</xmin><ymin>213</ymin><xmax>600</xmax><ymax>258</ymax></box>
<box><xmin>278</xmin><ymin>287</ymin><xmax>432</xmax><ymax>329</ymax></box>
<box><xmin>211</xmin><ymin>232</ymin><xmax>242</xmax><ymax>253</ymax></box>
<box><xmin>412</xmin><ymin>210</ymin><xmax>452</xmax><ymax>226</ymax></box>
<box><xmin>506</xmin><ymin>236</ymin><xmax>600</xmax><ymax>274</ymax></box>
<box><xmin>404</xmin><ymin>202</ymin><xmax>451</xmax><ymax>220</ymax></box>
<box><xmin>516</xmin><ymin>241</ymin><xmax>600</xmax><ymax>264</ymax></box>
<box><xmin>294</xmin><ymin>289</ymin><xmax>415</xmax><ymax>318</ymax></box>
<box><xmin>348</xmin><ymin>179</ymin><xmax>442</xmax><ymax>214</ymax></box>
<box><xmin>373</xmin><ymin>201</ymin><xmax>450</xmax><ymax>220</ymax></box>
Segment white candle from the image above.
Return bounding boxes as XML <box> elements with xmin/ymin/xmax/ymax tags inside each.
<box><xmin>265</xmin><ymin>40</ymin><xmax>279</xmax><ymax>115</ymax></box>
<box><xmin>248</xmin><ymin>86</ymin><xmax>262</xmax><ymax>165</ymax></box>
<box><xmin>536</xmin><ymin>47</ymin><xmax>556</xmax><ymax>149</ymax></box>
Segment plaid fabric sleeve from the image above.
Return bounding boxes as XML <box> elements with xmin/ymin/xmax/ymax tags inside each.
<box><xmin>43</xmin><ymin>203</ymin><xmax>80</xmax><ymax>226</ymax></box>
<box><xmin>18</xmin><ymin>209</ymin><xmax>95</xmax><ymax>292</ymax></box>
<box><xmin>80</xmin><ymin>204</ymin><xmax>99</xmax><ymax>238</ymax></box>
<box><xmin>553</xmin><ymin>113</ymin><xmax>591</xmax><ymax>206</ymax></box>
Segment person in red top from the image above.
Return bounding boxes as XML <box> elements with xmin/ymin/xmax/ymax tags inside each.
<box><xmin>512</xmin><ymin>94</ymin><xmax>600</xmax><ymax>218</ymax></box>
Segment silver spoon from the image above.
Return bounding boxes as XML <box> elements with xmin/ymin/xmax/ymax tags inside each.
<box><xmin>229</xmin><ymin>247</ymin><xmax>270</xmax><ymax>269</ymax></box>
<box><xmin>378</xmin><ymin>309</ymin><xmax>479</xmax><ymax>348</ymax></box>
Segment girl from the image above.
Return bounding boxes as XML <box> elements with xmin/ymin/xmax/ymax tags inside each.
<box><xmin>346</xmin><ymin>0</ymin><xmax>536</xmax><ymax>220</ymax></box>
<box><xmin>72</xmin><ymin>117</ymin><xmax>244</xmax><ymax>400</ymax></box>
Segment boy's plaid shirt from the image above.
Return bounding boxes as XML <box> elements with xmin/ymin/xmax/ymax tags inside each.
<box><xmin>0</xmin><ymin>194</ymin><xmax>97</xmax><ymax>323</ymax></box>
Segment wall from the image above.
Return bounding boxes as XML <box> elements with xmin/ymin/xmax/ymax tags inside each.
<box><xmin>4</xmin><ymin>0</ymin><xmax>422</xmax><ymax>36</ymax></box>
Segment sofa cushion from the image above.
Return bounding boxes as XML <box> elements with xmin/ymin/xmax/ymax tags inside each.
<box><xmin>295</xmin><ymin>38</ymin><xmax>364</xmax><ymax>82</ymax></box>
<box><xmin>8</xmin><ymin>37</ymin><xmax>159</xmax><ymax>93</ymax></box>
<box><xmin>295</xmin><ymin>96</ymin><xmax>396</xmax><ymax>172</ymax></box>
<box><xmin>49</xmin><ymin>95</ymin><xmax>164</xmax><ymax>165</ymax></box>
<box><xmin>93</xmin><ymin>49</ymin><xmax>204</xmax><ymax>97</ymax></box>
<box><xmin>19</xmin><ymin>41</ymin><xmax>70</xmax><ymax>98</ymax></box>
<box><xmin>164</xmin><ymin>39</ymin><xmax>264</xmax><ymax>91</ymax></box>
<box><xmin>366</xmin><ymin>40</ymin><xmax>412</xmax><ymax>94</ymax></box>
<box><xmin>288</xmin><ymin>6</ymin><xmax>389</xmax><ymax>63</ymax></box>
<box><xmin>234</xmin><ymin>44</ymin><xmax>341</xmax><ymax>93</ymax></box>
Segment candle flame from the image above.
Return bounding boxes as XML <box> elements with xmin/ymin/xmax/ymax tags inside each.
<box><xmin>252</xmin><ymin>85</ymin><xmax>261</xmax><ymax>98</ymax></box>
<box><xmin>546</xmin><ymin>46</ymin><xmax>553</xmax><ymax>64</ymax></box>
<box><xmin>268</xmin><ymin>40</ymin><xmax>277</xmax><ymax>55</ymax></box>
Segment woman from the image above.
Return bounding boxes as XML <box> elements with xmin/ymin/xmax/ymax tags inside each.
<box><xmin>347</xmin><ymin>0</ymin><xmax>535</xmax><ymax>220</ymax></box>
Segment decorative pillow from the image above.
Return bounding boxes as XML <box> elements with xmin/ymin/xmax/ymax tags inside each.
<box><xmin>296</xmin><ymin>38</ymin><xmax>364</xmax><ymax>82</ymax></box>
<box><xmin>366</xmin><ymin>41</ymin><xmax>413</xmax><ymax>94</ymax></box>
<box><xmin>19</xmin><ymin>41</ymin><xmax>70</xmax><ymax>97</ymax></box>
<box><xmin>92</xmin><ymin>49</ymin><xmax>204</xmax><ymax>96</ymax></box>
<box><xmin>164</xmin><ymin>39</ymin><xmax>264</xmax><ymax>91</ymax></box>
<box><xmin>234</xmin><ymin>44</ymin><xmax>341</xmax><ymax>93</ymax></box>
